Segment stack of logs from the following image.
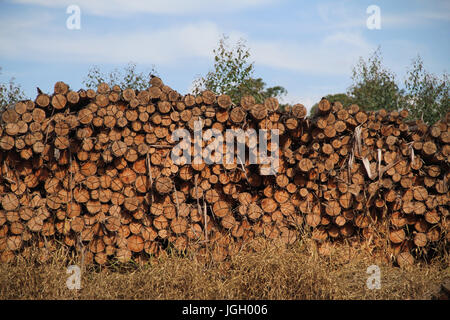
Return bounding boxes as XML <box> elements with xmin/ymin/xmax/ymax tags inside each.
<box><xmin>0</xmin><ymin>78</ymin><xmax>448</xmax><ymax>266</ymax></box>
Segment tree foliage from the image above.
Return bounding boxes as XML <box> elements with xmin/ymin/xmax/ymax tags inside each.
<box><xmin>346</xmin><ymin>48</ymin><xmax>448</xmax><ymax>124</ymax></box>
<box><xmin>0</xmin><ymin>67</ymin><xmax>26</xmax><ymax>112</ymax></box>
<box><xmin>348</xmin><ymin>47</ymin><xmax>404</xmax><ymax>112</ymax></box>
<box><xmin>83</xmin><ymin>62</ymin><xmax>157</xmax><ymax>91</ymax></box>
<box><xmin>404</xmin><ymin>56</ymin><xmax>449</xmax><ymax>124</ymax></box>
<box><xmin>192</xmin><ymin>35</ymin><xmax>287</xmax><ymax>105</ymax></box>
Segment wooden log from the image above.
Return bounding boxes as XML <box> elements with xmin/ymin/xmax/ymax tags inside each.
<box><xmin>155</xmin><ymin>176</ymin><xmax>172</xmax><ymax>194</ymax></box>
<box><xmin>217</xmin><ymin>95</ymin><xmax>232</xmax><ymax>109</ymax></box>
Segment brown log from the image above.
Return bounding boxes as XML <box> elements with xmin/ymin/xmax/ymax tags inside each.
<box><xmin>318</xmin><ymin>99</ymin><xmax>330</xmax><ymax>114</ymax></box>
<box><xmin>250</xmin><ymin>104</ymin><xmax>267</xmax><ymax>120</ymax></box>
<box><xmin>155</xmin><ymin>176</ymin><xmax>172</xmax><ymax>194</ymax></box>
<box><xmin>217</xmin><ymin>95</ymin><xmax>232</xmax><ymax>109</ymax></box>
<box><xmin>51</xmin><ymin>94</ymin><xmax>67</xmax><ymax>110</ymax></box>
<box><xmin>127</xmin><ymin>235</ymin><xmax>144</xmax><ymax>253</ymax></box>
<box><xmin>230</xmin><ymin>107</ymin><xmax>246</xmax><ymax>123</ymax></box>
<box><xmin>397</xmin><ymin>251</ymin><xmax>414</xmax><ymax>268</ymax></box>
<box><xmin>389</xmin><ymin>229</ymin><xmax>406</xmax><ymax>244</ymax></box>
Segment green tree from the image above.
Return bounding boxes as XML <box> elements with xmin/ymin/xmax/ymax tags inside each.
<box><xmin>348</xmin><ymin>47</ymin><xmax>404</xmax><ymax>112</ymax></box>
<box><xmin>0</xmin><ymin>67</ymin><xmax>26</xmax><ymax>112</ymax></box>
<box><xmin>192</xmin><ymin>35</ymin><xmax>287</xmax><ymax>105</ymax></box>
<box><xmin>310</xmin><ymin>93</ymin><xmax>354</xmax><ymax>116</ymax></box>
<box><xmin>83</xmin><ymin>62</ymin><xmax>157</xmax><ymax>91</ymax></box>
<box><xmin>404</xmin><ymin>56</ymin><xmax>449</xmax><ymax>124</ymax></box>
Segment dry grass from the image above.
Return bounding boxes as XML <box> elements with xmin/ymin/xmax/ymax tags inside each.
<box><xmin>0</xmin><ymin>238</ymin><xmax>448</xmax><ymax>300</ymax></box>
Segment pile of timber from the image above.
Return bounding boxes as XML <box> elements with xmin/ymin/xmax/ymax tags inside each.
<box><xmin>0</xmin><ymin>78</ymin><xmax>448</xmax><ymax>266</ymax></box>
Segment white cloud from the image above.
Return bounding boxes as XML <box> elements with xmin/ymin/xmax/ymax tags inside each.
<box><xmin>0</xmin><ymin>19</ymin><xmax>229</xmax><ymax>64</ymax></box>
<box><xmin>0</xmin><ymin>5</ymin><xmax>374</xmax><ymax>77</ymax></box>
<box><xmin>316</xmin><ymin>1</ymin><xmax>366</xmax><ymax>30</ymax></box>
<box><xmin>381</xmin><ymin>11</ymin><xmax>450</xmax><ymax>28</ymax></box>
<box><xmin>249</xmin><ymin>31</ymin><xmax>374</xmax><ymax>75</ymax></box>
<box><xmin>316</xmin><ymin>1</ymin><xmax>450</xmax><ymax>31</ymax></box>
<box><xmin>11</xmin><ymin>0</ymin><xmax>274</xmax><ymax>16</ymax></box>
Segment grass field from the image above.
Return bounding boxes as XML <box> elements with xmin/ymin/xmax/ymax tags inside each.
<box><xmin>0</xmin><ymin>238</ymin><xmax>448</xmax><ymax>300</ymax></box>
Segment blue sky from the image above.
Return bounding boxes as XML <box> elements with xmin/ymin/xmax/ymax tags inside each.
<box><xmin>0</xmin><ymin>0</ymin><xmax>449</xmax><ymax>111</ymax></box>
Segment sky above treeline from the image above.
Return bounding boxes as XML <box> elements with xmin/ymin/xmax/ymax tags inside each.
<box><xmin>0</xmin><ymin>0</ymin><xmax>449</xmax><ymax>111</ymax></box>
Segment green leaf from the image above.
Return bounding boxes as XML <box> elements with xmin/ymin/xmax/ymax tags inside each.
<box><xmin>191</xmin><ymin>35</ymin><xmax>287</xmax><ymax>104</ymax></box>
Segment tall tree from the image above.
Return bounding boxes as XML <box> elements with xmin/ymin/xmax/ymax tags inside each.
<box><xmin>83</xmin><ymin>62</ymin><xmax>157</xmax><ymax>91</ymax></box>
<box><xmin>404</xmin><ymin>56</ymin><xmax>449</xmax><ymax>124</ymax></box>
<box><xmin>348</xmin><ymin>47</ymin><xmax>404</xmax><ymax>112</ymax></box>
<box><xmin>0</xmin><ymin>67</ymin><xmax>26</xmax><ymax>112</ymax></box>
<box><xmin>192</xmin><ymin>35</ymin><xmax>287</xmax><ymax>105</ymax></box>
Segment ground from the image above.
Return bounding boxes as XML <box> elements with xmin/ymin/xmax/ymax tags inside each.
<box><xmin>0</xmin><ymin>238</ymin><xmax>448</xmax><ymax>300</ymax></box>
